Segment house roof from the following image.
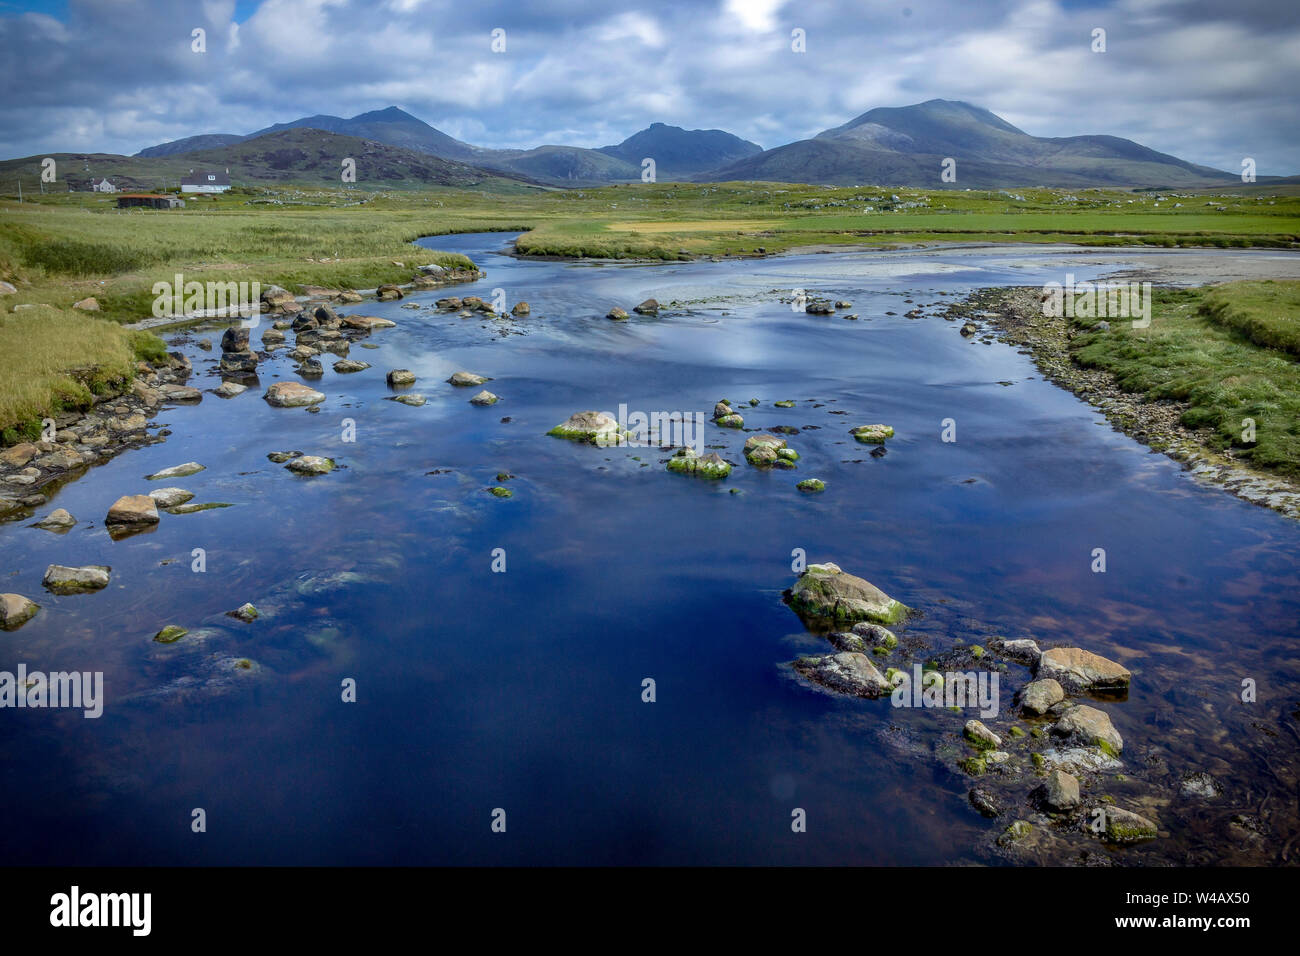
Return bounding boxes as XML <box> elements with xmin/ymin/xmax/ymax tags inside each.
<box><xmin>180</xmin><ymin>170</ymin><xmax>231</xmax><ymax>185</ymax></box>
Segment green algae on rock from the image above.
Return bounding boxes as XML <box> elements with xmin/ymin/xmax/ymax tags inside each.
<box><xmin>153</xmin><ymin>624</ymin><xmax>188</xmax><ymax>644</ymax></box>
<box><xmin>850</xmin><ymin>424</ymin><xmax>895</xmax><ymax>443</ymax></box>
<box><xmin>547</xmin><ymin>410</ymin><xmax>626</xmax><ymax>446</ymax></box>
<box><xmin>666</xmin><ymin>448</ymin><xmax>732</xmax><ymax>479</ymax></box>
<box><xmin>786</xmin><ymin>562</ymin><xmax>909</xmax><ymax>625</ymax></box>
<box><xmin>796</xmin><ymin>478</ymin><xmax>825</xmax><ymax>492</ymax></box>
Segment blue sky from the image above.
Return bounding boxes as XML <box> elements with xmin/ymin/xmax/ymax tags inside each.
<box><xmin>1</xmin><ymin>0</ymin><xmax>1297</xmax><ymax>173</ymax></box>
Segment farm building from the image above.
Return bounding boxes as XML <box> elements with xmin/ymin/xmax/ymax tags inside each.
<box><xmin>91</xmin><ymin>178</ymin><xmax>117</xmax><ymax>193</ymax></box>
<box><xmin>180</xmin><ymin>169</ymin><xmax>231</xmax><ymax>193</ymax></box>
<box><xmin>116</xmin><ymin>194</ymin><xmax>185</xmax><ymax>209</ymax></box>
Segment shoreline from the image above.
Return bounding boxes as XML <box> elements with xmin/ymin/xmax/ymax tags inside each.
<box><xmin>943</xmin><ymin>285</ymin><xmax>1300</xmax><ymax>522</ymax></box>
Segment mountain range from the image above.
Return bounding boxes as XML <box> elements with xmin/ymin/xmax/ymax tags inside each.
<box><xmin>6</xmin><ymin>100</ymin><xmax>1268</xmax><ymax>191</ymax></box>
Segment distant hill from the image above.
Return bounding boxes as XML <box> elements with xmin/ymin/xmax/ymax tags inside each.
<box><xmin>136</xmin><ymin>133</ymin><xmax>246</xmax><ymax>158</ymax></box>
<box><xmin>133</xmin><ymin>107</ymin><xmax>768</xmax><ymax>186</ymax></box>
<box><xmin>597</xmin><ymin>122</ymin><xmax>762</xmax><ymax>178</ymax></box>
<box><xmin>702</xmin><ymin>99</ymin><xmax>1240</xmax><ymax>188</ymax></box>
<box><xmin>2</xmin><ymin>128</ymin><xmax>545</xmax><ymax>193</ymax></box>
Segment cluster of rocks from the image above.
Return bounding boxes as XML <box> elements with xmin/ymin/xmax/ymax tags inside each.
<box><xmin>780</xmin><ymin>560</ymin><xmax>1160</xmax><ymax>853</ymax></box>
<box><xmin>743</xmin><ymin>433</ymin><xmax>799</xmax><ymax>468</ymax></box>
<box><xmin>712</xmin><ymin>400</ymin><xmax>744</xmax><ymax>429</ymax></box>
<box><xmin>0</xmin><ymin>351</ymin><xmax>196</xmax><ymax>521</ymax></box>
<box><xmin>607</xmin><ymin>299</ymin><xmax>659</xmax><ymax>320</ymax></box>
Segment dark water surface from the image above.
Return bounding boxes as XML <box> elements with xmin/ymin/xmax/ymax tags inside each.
<box><xmin>2</xmin><ymin>236</ymin><xmax>1298</xmax><ymax>865</ymax></box>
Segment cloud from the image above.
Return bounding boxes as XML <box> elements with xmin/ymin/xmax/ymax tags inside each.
<box><xmin>0</xmin><ymin>0</ymin><xmax>1295</xmax><ymax>174</ymax></box>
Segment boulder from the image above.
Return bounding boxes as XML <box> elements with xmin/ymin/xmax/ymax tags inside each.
<box><xmin>219</xmin><ymin>351</ymin><xmax>258</xmax><ymax>374</ymax></box>
<box><xmin>964</xmin><ymin>719</ymin><xmax>1002</xmax><ymax>749</ymax></box>
<box><xmin>1037</xmin><ymin>647</ymin><xmax>1131</xmax><ymax>693</ymax></box>
<box><xmin>0</xmin><ymin>593</ymin><xmax>40</xmax><ymax>630</ymax></box>
<box><xmin>264</xmin><ymin>382</ymin><xmax>325</xmax><ymax>408</ymax></box>
<box><xmin>0</xmin><ymin>443</ymin><xmax>40</xmax><ymax>468</ymax></box>
<box><xmin>42</xmin><ymin>564</ymin><xmax>111</xmax><ymax>594</ymax></box>
<box><xmin>794</xmin><ymin>652</ymin><xmax>891</xmax><ymax>698</ymax></box>
<box><xmin>227</xmin><ymin>602</ymin><xmax>260</xmax><ymax>622</ymax></box>
<box><xmin>796</xmin><ymin>478</ymin><xmax>825</xmax><ymax>493</ymax></box>
<box><xmin>633</xmin><ymin>298</ymin><xmax>660</xmax><ymax>315</ymax></box>
<box><xmin>72</xmin><ymin>296</ymin><xmax>99</xmax><ymax>311</ymax></box>
<box><xmin>666</xmin><ymin>448</ymin><xmax>731</xmax><ymax>479</ymax></box>
<box><xmin>1019</xmin><ymin>678</ymin><xmax>1065</xmax><ymax>715</ymax></box>
<box><xmin>1052</xmin><ymin>704</ymin><xmax>1123</xmax><ymax>755</ymax></box>
<box><xmin>606</xmin><ymin>307</ymin><xmax>629</xmax><ymax>321</ymax></box>
<box><xmin>148</xmin><ymin>487</ymin><xmax>194</xmax><ymax>508</ymax></box>
<box><xmin>145</xmin><ymin>462</ymin><xmax>205</xmax><ymax>480</ymax></box>
<box><xmin>106</xmin><ymin>494</ymin><xmax>159</xmax><ymax>526</ymax></box>
<box><xmin>341</xmin><ymin>315</ymin><xmax>396</xmax><ymax>331</ymax></box>
<box><xmin>469</xmin><ymin>390</ymin><xmax>499</xmax><ymax>406</ymax></box>
<box><xmin>386</xmin><ymin>369</ymin><xmax>417</xmax><ymax>387</ymax></box>
<box><xmin>547</xmin><ymin>410</ymin><xmax>624</xmax><ymax>446</ymax></box>
<box><xmin>1099</xmin><ymin>806</ymin><xmax>1158</xmax><ymax>844</ymax></box>
<box><xmin>214</xmin><ymin>381</ymin><xmax>248</xmax><ymax>398</ymax></box>
<box><xmin>993</xmin><ymin>638</ymin><xmax>1042</xmax><ymax>664</ymax></box>
<box><xmin>376</xmin><ymin>284</ymin><xmax>403</xmax><ymax>300</ymax></box>
<box><xmin>332</xmin><ymin>359</ymin><xmax>370</xmax><ymax>373</ymax></box>
<box><xmin>34</xmin><ymin>508</ymin><xmax>76</xmax><ymax>531</ymax></box>
<box><xmin>850</xmin><ymin>424</ymin><xmax>894</xmax><ymax>444</ymax></box>
<box><xmin>511</xmin><ymin>302</ymin><xmax>530</xmax><ymax>316</ymax></box>
<box><xmin>261</xmin><ymin>328</ymin><xmax>286</xmax><ymax>346</ymax></box>
<box><xmin>153</xmin><ymin>625</ymin><xmax>188</xmax><ymax>644</ymax></box>
<box><xmin>743</xmin><ymin>434</ymin><xmax>799</xmax><ymax>468</ymax></box>
<box><xmin>392</xmin><ymin>394</ymin><xmax>426</xmax><ymax>407</ymax></box>
<box><xmin>285</xmin><ymin>455</ymin><xmax>335</xmax><ymax>475</ymax></box>
<box><xmin>261</xmin><ymin>285</ymin><xmax>295</xmax><ymax>309</ymax></box>
<box><xmin>447</xmin><ymin>371</ymin><xmax>488</xmax><ymax>387</ymax></box>
<box><xmin>220</xmin><ymin>326</ymin><xmax>250</xmax><ymax>352</ymax></box>
<box><xmin>1036</xmin><ymin>769</ymin><xmax>1081</xmax><ymax>811</ymax></box>
<box><xmin>786</xmin><ymin>562</ymin><xmax>909</xmax><ymax>625</ymax></box>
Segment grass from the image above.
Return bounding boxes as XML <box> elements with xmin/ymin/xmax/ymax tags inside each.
<box><xmin>0</xmin><ymin>308</ymin><xmax>164</xmax><ymax>443</ymax></box>
<box><xmin>1071</xmin><ymin>281</ymin><xmax>1300</xmax><ymax>479</ymax></box>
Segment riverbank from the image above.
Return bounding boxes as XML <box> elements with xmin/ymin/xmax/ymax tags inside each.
<box><xmin>944</xmin><ymin>281</ymin><xmax>1300</xmax><ymax>520</ymax></box>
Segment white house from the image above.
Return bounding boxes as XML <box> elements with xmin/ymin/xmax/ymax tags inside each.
<box><xmin>180</xmin><ymin>169</ymin><xmax>232</xmax><ymax>193</ymax></box>
<box><xmin>91</xmin><ymin>178</ymin><xmax>117</xmax><ymax>193</ymax></box>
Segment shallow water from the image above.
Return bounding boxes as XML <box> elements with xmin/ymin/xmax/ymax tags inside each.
<box><xmin>2</xmin><ymin>236</ymin><xmax>1298</xmax><ymax>865</ymax></box>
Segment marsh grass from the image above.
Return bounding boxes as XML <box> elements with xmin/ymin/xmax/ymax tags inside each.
<box><xmin>1072</xmin><ymin>282</ymin><xmax>1300</xmax><ymax>479</ymax></box>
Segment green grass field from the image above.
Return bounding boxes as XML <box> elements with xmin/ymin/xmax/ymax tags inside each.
<box><xmin>1071</xmin><ymin>280</ymin><xmax>1300</xmax><ymax>479</ymax></box>
<box><xmin>1</xmin><ymin>180</ymin><xmax>1298</xmax><ymax>447</ymax></box>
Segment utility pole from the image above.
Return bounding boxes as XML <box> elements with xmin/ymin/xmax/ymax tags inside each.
<box><xmin>17</xmin><ymin>180</ymin><xmax>21</xmax><ymax>203</ymax></box>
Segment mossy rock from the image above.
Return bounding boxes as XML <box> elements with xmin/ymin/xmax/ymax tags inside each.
<box><xmin>796</xmin><ymin>478</ymin><xmax>825</xmax><ymax>493</ymax></box>
<box><xmin>153</xmin><ymin>625</ymin><xmax>188</xmax><ymax>644</ymax></box>
<box><xmin>488</xmin><ymin>486</ymin><xmax>513</xmax><ymax>498</ymax></box>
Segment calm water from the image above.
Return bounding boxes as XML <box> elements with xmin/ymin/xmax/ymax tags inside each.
<box><xmin>2</xmin><ymin>235</ymin><xmax>1298</xmax><ymax>865</ymax></box>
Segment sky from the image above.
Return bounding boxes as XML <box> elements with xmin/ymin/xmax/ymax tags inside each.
<box><xmin>0</xmin><ymin>0</ymin><xmax>1297</xmax><ymax>173</ymax></box>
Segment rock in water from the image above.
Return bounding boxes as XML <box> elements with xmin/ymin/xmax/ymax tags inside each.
<box><xmin>43</xmin><ymin>565</ymin><xmax>111</xmax><ymax>594</ymax></box>
<box><xmin>511</xmin><ymin>302</ymin><xmax>530</xmax><ymax>316</ymax></box>
<box><xmin>332</xmin><ymin>359</ymin><xmax>370</xmax><ymax>373</ymax></box>
<box><xmin>850</xmin><ymin>424</ymin><xmax>894</xmax><ymax>443</ymax></box>
<box><xmin>106</xmin><ymin>494</ymin><xmax>159</xmax><ymax>526</ymax></box>
<box><xmin>964</xmin><ymin>719</ymin><xmax>1002</xmax><ymax>749</ymax></box>
<box><xmin>1037</xmin><ymin>647</ymin><xmax>1131</xmax><ymax>693</ymax></box>
<box><xmin>547</xmin><ymin>410</ymin><xmax>625</xmax><ymax>446</ymax></box>
<box><xmin>264</xmin><ymin>382</ymin><xmax>325</xmax><ymax>407</ymax></box>
<box><xmin>469</xmin><ymin>390</ymin><xmax>499</xmax><ymax>406</ymax></box>
<box><xmin>35</xmin><ymin>509</ymin><xmax>76</xmax><ymax>531</ymax></box>
<box><xmin>793</xmin><ymin>652</ymin><xmax>891</xmax><ymax>697</ymax></box>
<box><xmin>1019</xmin><ymin>678</ymin><xmax>1064</xmax><ymax>715</ymax></box>
<box><xmin>633</xmin><ymin>299</ymin><xmax>660</xmax><ymax>315</ymax></box>
<box><xmin>1052</xmin><ymin>704</ymin><xmax>1124</xmax><ymax>755</ymax></box>
<box><xmin>145</xmin><ymin>462</ymin><xmax>205</xmax><ymax>480</ymax></box>
<box><xmin>606</xmin><ymin>307</ymin><xmax>629</xmax><ymax>321</ymax></box>
<box><xmin>387</xmin><ymin>369</ymin><xmax>417</xmax><ymax>387</ymax></box>
<box><xmin>666</xmin><ymin>448</ymin><xmax>731</xmax><ymax>479</ymax></box>
<box><xmin>1036</xmin><ymin>769</ymin><xmax>1081</xmax><ymax>811</ymax></box>
<box><xmin>1100</xmin><ymin>806</ymin><xmax>1158</xmax><ymax>844</ymax></box>
<box><xmin>447</xmin><ymin>371</ymin><xmax>488</xmax><ymax>387</ymax></box>
<box><xmin>214</xmin><ymin>381</ymin><xmax>248</xmax><ymax>398</ymax></box>
<box><xmin>285</xmin><ymin>456</ymin><xmax>336</xmax><ymax>475</ymax></box>
<box><xmin>786</xmin><ymin>562</ymin><xmax>909</xmax><ymax>625</ymax></box>
<box><xmin>0</xmin><ymin>593</ymin><xmax>40</xmax><ymax>630</ymax></box>
<box><xmin>148</xmin><ymin>488</ymin><xmax>194</xmax><ymax>508</ymax></box>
